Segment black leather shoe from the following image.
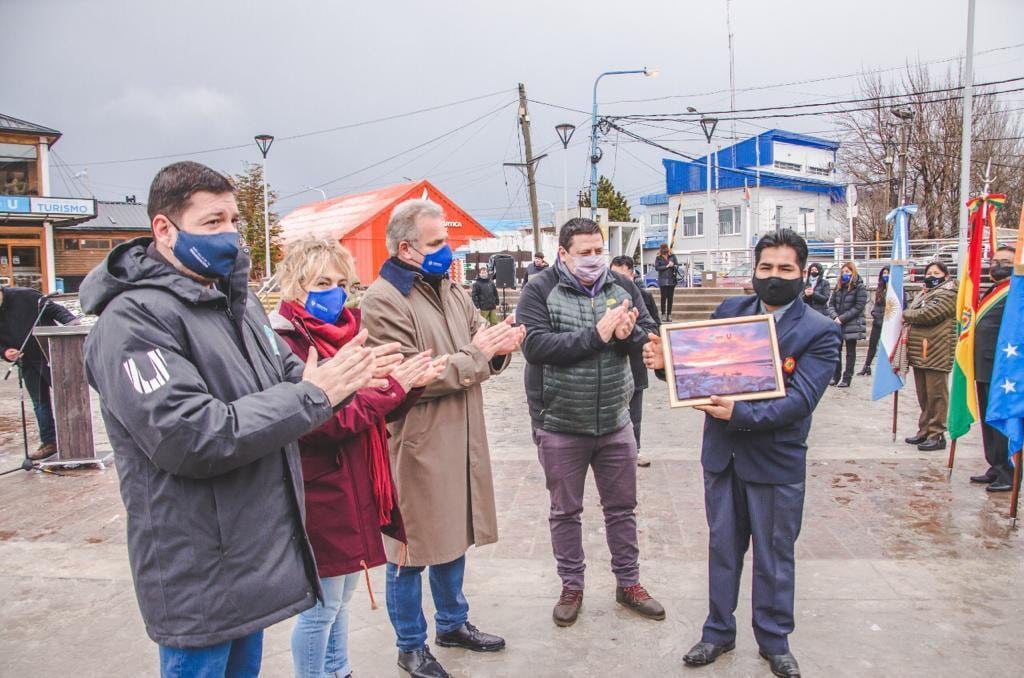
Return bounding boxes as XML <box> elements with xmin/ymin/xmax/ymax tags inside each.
<box><xmin>436</xmin><ymin>621</ymin><xmax>505</xmax><ymax>652</ymax></box>
<box><xmin>759</xmin><ymin>650</ymin><xmax>801</xmax><ymax>677</ymax></box>
<box><xmin>904</xmin><ymin>434</ymin><xmax>927</xmax><ymax>445</ymax></box>
<box><xmin>682</xmin><ymin>640</ymin><xmax>735</xmax><ymax>666</ymax></box>
<box><xmin>857</xmin><ymin>366</ymin><xmax>871</xmax><ymax>376</ymax></box>
<box><xmin>987</xmin><ymin>482</ymin><xmax>1013</xmax><ymax>492</ymax></box>
<box><xmin>917</xmin><ymin>436</ymin><xmax>947</xmax><ymax>451</ymax></box>
<box><xmin>970</xmin><ymin>471</ymin><xmax>998</xmax><ymax>484</ymax></box>
<box><xmin>829</xmin><ymin>377</ymin><xmax>838</xmax><ymax>386</ymax></box>
<box><xmin>397</xmin><ymin>646</ymin><xmax>450</xmax><ymax>678</ymax></box>
<box><xmin>836</xmin><ymin>380</ymin><xmax>851</xmax><ymax>388</ymax></box>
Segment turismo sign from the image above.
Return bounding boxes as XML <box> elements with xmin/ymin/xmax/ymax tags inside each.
<box><xmin>0</xmin><ymin>195</ymin><xmax>97</xmax><ymax>217</ymax></box>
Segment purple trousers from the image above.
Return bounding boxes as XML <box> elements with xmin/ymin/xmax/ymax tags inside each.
<box><xmin>533</xmin><ymin>424</ymin><xmax>640</xmax><ymax>590</ymax></box>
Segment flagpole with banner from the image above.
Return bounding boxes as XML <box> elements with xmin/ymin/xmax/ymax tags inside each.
<box><xmin>985</xmin><ymin>203</ymin><xmax>1024</xmax><ymax>523</ymax></box>
<box><xmin>947</xmin><ymin>163</ymin><xmax>1006</xmax><ymax>472</ymax></box>
<box><xmin>872</xmin><ymin>204</ymin><xmax>916</xmax><ymax>441</ymax></box>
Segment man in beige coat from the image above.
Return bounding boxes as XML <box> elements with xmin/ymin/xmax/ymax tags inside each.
<box><xmin>361</xmin><ymin>199</ymin><xmax>525</xmax><ymax>678</ymax></box>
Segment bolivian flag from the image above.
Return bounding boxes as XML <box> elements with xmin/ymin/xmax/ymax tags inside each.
<box><xmin>948</xmin><ymin>193</ymin><xmax>1006</xmax><ymax>439</ymax></box>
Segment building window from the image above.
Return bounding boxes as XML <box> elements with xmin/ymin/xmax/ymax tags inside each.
<box><xmin>798</xmin><ymin>208</ymin><xmax>816</xmax><ymax>236</ymax></box>
<box><xmin>0</xmin><ymin>143</ymin><xmax>39</xmax><ymax>196</ymax></box>
<box><xmin>62</xmin><ymin>238</ymin><xmax>79</xmax><ymax>250</ymax></box>
<box><xmin>682</xmin><ymin>210</ymin><xmax>703</xmax><ymax>237</ymax></box>
<box><xmin>775</xmin><ymin>205</ymin><xmax>784</xmax><ymax>229</ymax></box>
<box><xmin>649</xmin><ymin>212</ymin><xmax>669</xmax><ymax>227</ymax></box>
<box><xmin>718</xmin><ymin>207</ymin><xmax>741</xmax><ymax>236</ymax></box>
<box><xmin>807</xmin><ymin>166</ymin><xmax>831</xmax><ymax>177</ymax></box>
<box><xmin>773</xmin><ymin>160</ymin><xmax>802</xmax><ymax>172</ymax></box>
<box><xmin>64</xmin><ymin>238</ymin><xmax>112</xmax><ymax>250</ymax></box>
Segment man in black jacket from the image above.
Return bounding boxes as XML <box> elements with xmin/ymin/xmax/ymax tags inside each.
<box><xmin>0</xmin><ymin>285</ymin><xmax>76</xmax><ymax>460</ymax></box>
<box><xmin>523</xmin><ymin>251</ymin><xmax>548</xmax><ymax>284</ymax></box>
<box><xmin>971</xmin><ymin>245</ymin><xmax>1016</xmax><ymax>492</ymax></box>
<box><xmin>518</xmin><ymin>218</ymin><xmax>664</xmax><ymax>629</ymax></box>
<box><xmin>611</xmin><ymin>256</ymin><xmax>660</xmax><ymax>467</ymax></box>
<box><xmin>81</xmin><ymin>161</ymin><xmax>380</xmax><ymax>676</ymax></box>
<box><xmin>471</xmin><ymin>266</ymin><xmax>500</xmax><ymax>325</ymax></box>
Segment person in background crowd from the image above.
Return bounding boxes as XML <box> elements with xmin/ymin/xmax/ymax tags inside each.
<box><xmin>971</xmin><ymin>245</ymin><xmax>1016</xmax><ymax>491</ymax></box>
<box><xmin>655</xmin><ymin>243</ymin><xmax>680</xmax><ymax>322</ymax></box>
<box><xmin>644</xmin><ymin>229</ymin><xmax>840</xmax><ymax>678</ymax></box>
<box><xmin>0</xmin><ymin>285</ymin><xmax>77</xmax><ymax>460</ymax></box>
<box><xmin>272</xmin><ymin>237</ymin><xmax>446</xmax><ymax>678</ymax></box>
<box><xmin>801</xmin><ymin>262</ymin><xmax>831</xmax><ymax>316</ymax></box>
<box><xmin>858</xmin><ymin>266</ymin><xmax>891</xmax><ymax>376</ymax></box>
<box><xmin>827</xmin><ymin>261</ymin><xmax>868</xmax><ymax>388</ymax></box>
<box><xmin>519</xmin><ymin>218</ymin><xmax>664</xmax><ymax>629</ymax></box>
<box><xmin>471</xmin><ymin>266</ymin><xmax>500</xmax><ymax>326</ymax></box>
<box><xmin>80</xmin><ymin>161</ymin><xmax>380</xmax><ymax>677</ymax></box>
<box><xmin>523</xmin><ymin>251</ymin><xmax>549</xmax><ymax>284</ymax></box>
<box><xmin>360</xmin><ymin>199</ymin><xmax>525</xmax><ymax>678</ymax></box>
<box><xmin>901</xmin><ymin>261</ymin><xmax>958</xmax><ymax>452</ymax></box>
<box><xmin>611</xmin><ymin>255</ymin><xmax>660</xmax><ymax>468</ymax></box>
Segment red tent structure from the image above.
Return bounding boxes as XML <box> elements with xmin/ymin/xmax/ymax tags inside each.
<box><xmin>277</xmin><ymin>180</ymin><xmax>493</xmax><ymax>284</ymax></box>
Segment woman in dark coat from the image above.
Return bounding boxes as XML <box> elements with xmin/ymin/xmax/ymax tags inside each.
<box><xmin>654</xmin><ymin>243</ymin><xmax>681</xmax><ymax>321</ymax></box>
<box><xmin>858</xmin><ymin>266</ymin><xmax>890</xmax><ymax>376</ymax></box>
<box><xmin>273</xmin><ymin>238</ymin><xmax>444</xmax><ymax>678</ymax></box>
<box><xmin>901</xmin><ymin>261</ymin><xmax>958</xmax><ymax>451</ymax></box>
<box><xmin>827</xmin><ymin>261</ymin><xmax>868</xmax><ymax>387</ymax></box>
<box><xmin>801</xmin><ymin>262</ymin><xmax>831</xmax><ymax>315</ymax></box>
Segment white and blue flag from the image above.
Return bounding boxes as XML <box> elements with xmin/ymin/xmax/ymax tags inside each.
<box><xmin>871</xmin><ymin>204</ymin><xmax>916</xmax><ymax>401</ymax></box>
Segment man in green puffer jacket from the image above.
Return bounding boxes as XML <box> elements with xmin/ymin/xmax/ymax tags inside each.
<box><xmin>518</xmin><ymin>217</ymin><xmax>663</xmax><ymax>629</ymax></box>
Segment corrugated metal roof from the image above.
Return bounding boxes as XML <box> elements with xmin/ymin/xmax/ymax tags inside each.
<box><xmin>57</xmin><ymin>201</ymin><xmax>150</xmax><ymax>232</ymax></box>
<box><xmin>0</xmin><ymin>113</ymin><xmax>62</xmax><ymax>140</ymax></box>
<box><xmin>278</xmin><ymin>181</ymin><xmax>421</xmax><ymax>242</ymax></box>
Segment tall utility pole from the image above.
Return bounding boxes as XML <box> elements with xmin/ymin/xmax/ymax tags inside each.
<box><xmin>957</xmin><ymin>0</ymin><xmax>976</xmax><ymax>264</ymax></box>
<box><xmin>726</xmin><ymin>0</ymin><xmax>737</xmax><ymax>166</ymax></box>
<box><xmin>254</xmin><ymin>134</ymin><xmax>274</xmax><ymax>279</ymax></box>
<box><xmin>518</xmin><ymin>83</ymin><xmax>542</xmax><ymax>254</ymax></box>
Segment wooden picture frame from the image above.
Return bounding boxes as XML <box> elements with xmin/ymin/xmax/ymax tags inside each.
<box><xmin>660</xmin><ymin>314</ymin><xmax>786</xmax><ymax>408</ymax></box>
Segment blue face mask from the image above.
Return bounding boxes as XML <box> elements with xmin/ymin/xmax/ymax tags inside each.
<box><xmin>841</xmin><ymin>273</ymin><xmax>852</xmax><ymax>283</ymax></box>
<box><xmin>304</xmin><ymin>286</ymin><xmax>347</xmax><ymax>324</ymax></box>
<box><xmin>415</xmin><ymin>243</ymin><xmax>453</xmax><ymax>276</ymax></box>
<box><xmin>169</xmin><ymin>219</ymin><xmax>240</xmax><ymax>280</ymax></box>
<box><xmin>882</xmin><ymin>274</ymin><xmax>890</xmax><ymax>283</ymax></box>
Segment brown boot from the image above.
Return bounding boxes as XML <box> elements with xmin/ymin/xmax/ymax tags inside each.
<box><xmin>615</xmin><ymin>584</ymin><xmax>665</xmax><ymax>620</ymax></box>
<box><xmin>552</xmin><ymin>587</ymin><xmax>583</xmax><ymax>627</ymax></box>
<box><xmin>29</xmin><ymin>443</ymin><xmax>57</xmax><ymax>461</ymax></box>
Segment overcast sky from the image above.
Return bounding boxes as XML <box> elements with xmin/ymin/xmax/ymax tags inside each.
<box><xmin>7</xmin><ymin>0</ymin><xmax>1023</xmax><ymax>222</ymax></box>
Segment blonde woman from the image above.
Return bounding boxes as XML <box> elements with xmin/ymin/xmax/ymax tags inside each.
<box><xmin>272</xmin><ymin>238</ymin><xmax>445</xmax><ymax>678</ymax></box>
<box><xmin>827</xmin><ymin>261</ymin><xmax>867</xmax><ymax>387</ymax></box>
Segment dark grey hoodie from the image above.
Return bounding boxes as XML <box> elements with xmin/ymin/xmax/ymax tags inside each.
<box><xmin>81</xmin><ymin>237</ymin><xmax>333</xmax><ymax>648</ymax></box>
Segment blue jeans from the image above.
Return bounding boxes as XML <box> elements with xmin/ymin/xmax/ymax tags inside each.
<box><xmin>292</xmin><ymin>572</ymin><xmax>360</xmax><ymax>678</ymax></box>
<box><xmin>23</xmin><ymin>366</ymin><xmax>55</xmax><ymax>445</ymax></box>
<box><xmin>158</xmin><ymin>631</ymin><xmax>262</xmax><ymax>678</ymax></box>
<box><xmin>385</xmin><ymin>556</ymin><xmax>469</xmax><ymax>652</ymax></box>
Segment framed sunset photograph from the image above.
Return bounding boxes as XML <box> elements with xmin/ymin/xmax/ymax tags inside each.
<box><xmin>660</xmin><ymin>315</ymin><xmax>786</xmax><ymax>408</ymax></box>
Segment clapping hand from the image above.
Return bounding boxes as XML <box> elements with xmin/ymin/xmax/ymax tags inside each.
<box><xmin>614</xmin><ymin>306</ymin><xmax>640</xmax><ymax>341</ymax></box>
<box><xmin>391</xmin><ymin>351</ymin><xmax>449</xmax><ymax>391</ymax></box>
<box><xmin>302</xmin><ymin>329</ymin><xmax>376</xmax><ymax>406</ymax></box>
<box><xmin>473</xmin><ymin>316</ymin><xmax>525</xmax><ymax>358</ymax></box>
<box><xmin>370</xmin><ymin>342</ymin><xmax>404</xmax><ymax>380</ymax></box>
<box><xmin>596</xmin><ymin>300</ymin><xmax>632</xmax><ymax>343</ymax></box>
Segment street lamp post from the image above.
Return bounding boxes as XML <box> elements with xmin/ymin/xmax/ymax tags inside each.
<box><xmin>303</xmin><ymin>185</ymin><xmax>327</xmax><ymax>201</ymax></box>
<box><xmin>699</xmin><ymin>116</ymin><xmax>719</xmax><ymax>270</ymax></box>
<box><xmin>254</xmin><ymin>134</ymin><xmax>275</xmax><ymax>279</ymax></box>
<box><xmin>590</xmin><ymin>68</ymin><xmax>657</xmax><ymax>228</ymax></box>
<box><xmin>555</xmin><ymin>123</ymin><xmax>576</xmax><ymax>217</ymax></box>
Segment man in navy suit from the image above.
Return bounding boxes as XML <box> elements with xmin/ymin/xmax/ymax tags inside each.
<box><xmin>644</xmin><ymin>230</ymin><xmax>840</xmax><ymax>677</ymax></box>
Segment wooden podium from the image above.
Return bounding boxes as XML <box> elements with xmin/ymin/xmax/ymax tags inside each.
<box><xmin>32</xmin><ymin>325</ymin><xmax>112</xmax><ymax>469</ymax></box>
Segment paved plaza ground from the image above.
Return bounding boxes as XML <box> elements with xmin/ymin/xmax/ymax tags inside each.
<box><xmin>0</xmin><ymin>356</ymin><xmax>1021</xmax><ymax>677</ymax></box>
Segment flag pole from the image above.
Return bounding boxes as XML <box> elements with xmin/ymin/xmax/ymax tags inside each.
<box><xmin>1010</xmin><ymin>451</ymin><xmax>1022</xmax><ymax>526</ymax></box>
<box><xmin>891</xmin><ymin>392</ymin><xmax>898</xmax><ymax>442</ymax></box>
<box><xmin>947</xmin><ymin>440</ymin><xmax>957</xmax><ymax>475</ymax></box>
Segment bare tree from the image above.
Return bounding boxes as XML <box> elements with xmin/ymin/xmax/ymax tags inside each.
<box><xmin>836</xmin><ymin>63</ymin><xmax>1024</xmax><ymax>242</ymax></box>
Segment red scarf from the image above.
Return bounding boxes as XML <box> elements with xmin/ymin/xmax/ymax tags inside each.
<box><xmin>279</xmin><ymin>300</ymin><xmax>396</xmax><ymax>526</ymax></box>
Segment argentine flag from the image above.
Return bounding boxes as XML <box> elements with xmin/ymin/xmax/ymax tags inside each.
<box><xmin>871</xmin><ymin>205</ymin><xmax>916</xmax><ymax>400</ymax></box>
<box><xmin>986</xmin><ymin>251</ymin><xmax>1024</xmax><ymax>462</ymax></box>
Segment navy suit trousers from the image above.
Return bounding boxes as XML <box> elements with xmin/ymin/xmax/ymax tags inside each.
<box><xmin>701</xmin><ymin>461</ymin><xmax>805</xmax><ymax>655</ymax></box>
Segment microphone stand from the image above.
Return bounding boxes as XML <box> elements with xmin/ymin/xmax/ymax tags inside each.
<box><xmin>1</xmin><ymin>296</ymin><xmax>65</xmax><ymax>477</ymax></box>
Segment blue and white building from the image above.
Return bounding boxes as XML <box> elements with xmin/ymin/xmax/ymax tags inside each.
<box><xmin>639</xmin><ymin>129</ymin><xmax>847</xmax><ymax>272</ymax></box>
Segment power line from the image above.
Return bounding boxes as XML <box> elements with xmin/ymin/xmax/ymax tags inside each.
<box><xmin>62</xmin><ymin>89</ymin><xmax>512</xmax><ymax>167</ymax></box>
<box><xmin>602</xmin><ymin>42</ymin><xmax>1024</xmax><ymax>105</ymax></box>
<box><xmin>278</xmin><ymin>99</ymin><xmax>516</xmax><ymax>200</ymax></box>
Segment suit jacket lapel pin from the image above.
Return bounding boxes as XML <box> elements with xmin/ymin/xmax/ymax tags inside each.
<box><xmin>783</xmin><ymin>356</ymin><xmax>797</xmax><ymax>375</ymax></box>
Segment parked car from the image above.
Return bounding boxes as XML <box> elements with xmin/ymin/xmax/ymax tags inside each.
<box><xmin>719</xmin><ymin>264</ymin><xmax>753</xmax><ymax>289</ymax></box>
<box><xmin>820</xmin><ymin>259</ymin><xmax>919</xmax><ymax>286</ymax></box>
